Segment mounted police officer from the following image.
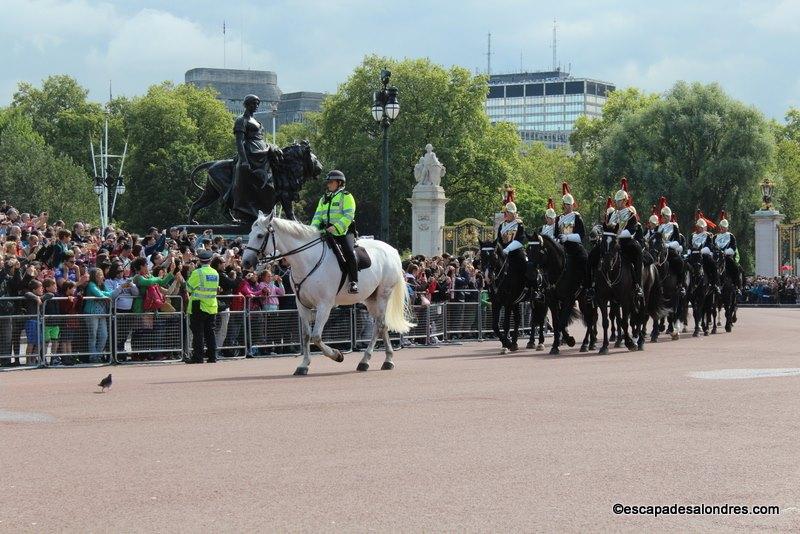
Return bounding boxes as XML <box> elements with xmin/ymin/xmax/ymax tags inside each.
<box><xmin>554</xmin><ymin>182</ymin><xmax>588</xmax><ymax>293</ymax></box>
<box><xmin>714</xmin><ymin>210</ymin><xmax>743</xmax><ymax>291</ymax></box>
<box><xmin>186</xmin><ymin>250</ymin><xmax>219</xmax><ymax>364</ymax></box>
<box><xmin>541</xmin><ymin>198</ymin><xmax>556</xmax><ymax>239</ymax></box>
<box><xmin>607</xmin><ymin>178</ymin><xmax>644</xmax><ymax>298</ymax></box>
<box><xmin>311</xmin><ymin>170</ymin><xmax>359</xmax><ymax>294</ymax></box>
<box><xmin>688</xmin><ymin>210</ymin><xmax>721</xmax><ymax>295</ymax></box>
<box><xmin>496</xmin><ymin>201</ymin><xmax>527</xmax><ymax>278</ymax></box>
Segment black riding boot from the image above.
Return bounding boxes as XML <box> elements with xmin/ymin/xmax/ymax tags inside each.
<box><xmin>336</xmin><ymin>233</ymin><xmax>359</xmax><ymax>293</ymax></box>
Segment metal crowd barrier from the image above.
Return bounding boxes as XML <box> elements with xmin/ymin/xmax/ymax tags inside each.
<box><xmin>1</xmin><ymin>289</ymin><xmax>548</xmax><ymax>370</ymax></box>
<box><xmin>114</xmin><ymin>295</ymin><xmax>184</xmax><ymax>364</ymax></box>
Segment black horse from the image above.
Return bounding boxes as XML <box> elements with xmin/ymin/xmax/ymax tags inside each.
<box><xmin>592</xmin><ymin>230</ymin><xmax>638</xmax><ymax>353</ymax></box>
<box><xmin>187</xmin><ymin>140</ymin><xmax>323</xmax><ymax>225</ymax></box>
<box><xmin>716</xmin><ymin>253</ymin><xmax>738</xmax><ymax>333</ymax></box>
<box><xmin>526</xmin><ymin>232</ymin><xmax>594</xmax><ymax>355</ymax></box>
<box><xmin>686</xmin><ymin>251</ymin><xmax>715</xmax><ymax>336</ymax></box>
<box><xmin>647</xmin><ymin>233</ymin><xmax>683</xmax><ymax>341</ymax></box>
<box><xmin>479</xmin><ymin>241</ymin><xmax>527</xmax><ymax>353</ymax></box>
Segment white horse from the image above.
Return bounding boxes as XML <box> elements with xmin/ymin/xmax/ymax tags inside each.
<box><xmin>242</xmin><ymin>211</ymin><xmax>415</xmax><ymax>375</ymax></box>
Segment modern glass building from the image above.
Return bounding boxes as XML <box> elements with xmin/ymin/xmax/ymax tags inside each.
<box><xmin>485</xmin><ymin>69</ymin><xmax>615</xmax><ymax>149</ymax></box>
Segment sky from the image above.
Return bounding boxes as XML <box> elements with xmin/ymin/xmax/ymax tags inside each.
<box><xmin>1</xmin><ymin>0</ymin><xmax>798</xmax><ymax>120</ymax></box>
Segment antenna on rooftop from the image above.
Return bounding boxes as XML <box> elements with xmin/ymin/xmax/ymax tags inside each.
<box><xmin>486</xmin><ymin>32</ymin><xmax>493</xmax><ymax>75</ymax></box>
<box><xmin>551</xmin><ymin>19</ymin><xmax>558</xmax><ymax>71</ymax></box>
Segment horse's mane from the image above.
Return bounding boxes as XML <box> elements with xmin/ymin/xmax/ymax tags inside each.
<box><xmin>540</xmin><ymin>233</ymin><xmax>564</xmax><ymax>256</ymax></box>
<box><xmin>266</xmin><ymin>216</ymin><xmax>320</xmax><ymax>240</ymax></box>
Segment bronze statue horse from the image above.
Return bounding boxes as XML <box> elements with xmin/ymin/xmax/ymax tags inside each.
<box><xmin>187</xmin><ymin>140</ymin><xmax>323</xmax><ymax>225</ymax></box>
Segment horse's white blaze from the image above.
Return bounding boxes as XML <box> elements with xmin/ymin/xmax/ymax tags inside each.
<box><xmin>689</xmin><ymin>368</ymin><xmax>800</xmax><ymax>380</ymax></box>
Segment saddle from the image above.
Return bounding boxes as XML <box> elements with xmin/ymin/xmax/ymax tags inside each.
<box><xmin>326</xmin><ymin>235</ymin><xmax>372</xmax><ymax>292</ymax></box>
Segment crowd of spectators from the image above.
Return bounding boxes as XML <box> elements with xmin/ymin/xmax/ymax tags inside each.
<box><xmin>0</xmin><ymin>202</ymin><xmax>296</xmax><ymax>367</ymax></box>
<box><xmin>742</xmin><ymin>276</ymin><xmax>799</xmax><ymax>304</ymax></box>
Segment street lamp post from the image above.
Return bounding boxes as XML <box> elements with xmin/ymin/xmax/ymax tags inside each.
<box><xmin>270</xmin><ymin>102</ymin><xmax>278</xmax><ymax>145</ymax></box>
<box><xmin>371</xmin><ymin>69</ymin><xmax>400</xmax><ymax>242</ymax></box>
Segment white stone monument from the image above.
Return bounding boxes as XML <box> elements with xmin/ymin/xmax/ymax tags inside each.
<box><xmin>752</xmin><ymin>209</ymin><xmax>784</xmax><ymax>277</ymax></box>
<box><xmin>409</xmin><ymin>144</ymin><xmax>448</xmax><ymax>257</ymax></box>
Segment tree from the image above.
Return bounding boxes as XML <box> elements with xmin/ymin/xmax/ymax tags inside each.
<box><xmin>11</xmin><ymin>75</ymin><xmax>112</xmax><ymax>173</ymax></box>
<box><xmin>513</xmin><ymin>143</ymin><xmax>575</xmax><ymax>225</ymax></box>
<box><xmin>595</xmin><ymin>82</ymin><xmax>774</xmax><ymax>271</ymax></box>
<box><xmin>0</xmin><ymin>108</ymin><xmax>97</xmax><ymax>223</ymax></box>
<box><xmin>310</xmin><ymin>56</ymin><xmax>522</xmax><ymax>248</ymax></box>
<box><xmin>118</xmin><ymin>83</ymin><xmax>233</xmax><ymax>231</ymax></box>
<box><xmin>773</xmin><ymin>109</ymin><xmax>800</xmax><ymax>222</ymax></box>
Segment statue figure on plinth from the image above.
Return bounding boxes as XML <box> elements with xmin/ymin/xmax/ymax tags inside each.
<box><xmin>414</xmin><ymin>144</ymin><xmax>446</xmax><ymax>187</ymax></box>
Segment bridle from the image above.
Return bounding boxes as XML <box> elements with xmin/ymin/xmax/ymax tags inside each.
<box><xmin>244</xmin><ymin>217</ymin><xmax>327</xmax><ymax>307</ymax></box>
<box><xmin>599</xmin><ymin>232</ymin><xmax>623</xmax><ymax>288</ymax></box>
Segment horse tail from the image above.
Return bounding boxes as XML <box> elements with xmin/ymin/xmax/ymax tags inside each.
<box><xmin>189</xmin><ymin>161</ymin><xmax>215</xmax><ymax>191</ymax></box>
<box><xmin>384</xmin><ymin>248</ymin><xmax>416</xmax><ymax>334</ymax></box>
<box><xmin>566</xmin><ymin>304</ymin><xmax>581</xmax><ymax>326</ymax></box>
<box><xmin>648</xmin><ymin>266</ymin><xmax>671</xmax><ymax>319</ymax></box>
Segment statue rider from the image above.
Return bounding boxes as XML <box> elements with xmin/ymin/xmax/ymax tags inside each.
<box><xmin>232</xmin><ymin>94</ymin><xmax>282</xmax><ymax>222</ymax></box>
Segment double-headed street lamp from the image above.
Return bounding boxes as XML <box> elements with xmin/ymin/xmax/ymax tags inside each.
<box><xmin>371</xmin><ymin>69</ymin><xmax>400</xmax><ymax>242</ymax></box>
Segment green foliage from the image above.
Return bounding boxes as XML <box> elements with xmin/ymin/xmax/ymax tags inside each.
<box><xmin>0</xmin><ymin>108</ymin><xmax>97</xmax><ymax>223</ymax></box>
<box><xmin>513</xmin><ymin>143</ymin><xmax>575</xmax><ymax>225</ymax></box>
<box><xmin>773</xmin><ymin>109</ymin><xmax>800</xmax><ymax>222</ymax></box>
<box><xmin>117</xmin><ymin>82</ymin><xmax>234</xmax><ymax>231</ymax></box>
<box><xmin>309</xmin><ymin>56</ymin><xmax>521</xmax><ymax>247</ymax></box>
<box><xmin>574</xmin><ymin>82</ymin><xmax>773</xmax><ymax>272</ymax></box>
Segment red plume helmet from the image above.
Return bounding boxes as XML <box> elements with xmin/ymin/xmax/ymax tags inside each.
<box><xmin>720</xmin><ymin>210</ymin><xmax>727</xmax><ymax>221</ymax></box>
<box><xmin>671</xmin><ymin>212</ymin><xmax>677</xmax><ymax>223</ymax></box>
<box><xmin>658</xmin><ymin>196</ymin><xmax>667</xmax><ymax>211</ymax></box>
<box><xmin>651</xmin><ymin>204</ymin><xmax>658</xmax><ymax>216</ymax></box>
<box><xmin>605</xmin><ymin>197</ymin><xmax>613</xmax><ymax>210</ymax></box>
<box><xmin>547</xmin><ymin>197</ymin><xmax>555</xmax><ymax>210</ymax></box>
<box><xmin>562</xmin><ymin>182</ymin><xmax>571</xmax><ymax>196</ymax></box>
<box><xmin>698</xmin><ymin>210</ymin><xmax>717</xmax><ymax>230</ymax></box>
<box><xmin>620</xmin><ymin>177</ymin><xmax>628</xmax><ymax>192</ymax></box>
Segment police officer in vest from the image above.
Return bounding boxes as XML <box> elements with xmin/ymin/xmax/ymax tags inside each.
<box><xmin>311</xmin><ymin>170</ymin><xmax>359</xmax><ymax>293</ymax></box>
<box><xmin>186</xmin><ymin>250</ymin><xmax>220</xmax><ymax>364</ymax></box>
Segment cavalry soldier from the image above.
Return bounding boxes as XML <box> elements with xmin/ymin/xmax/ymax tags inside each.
<box><xmin>688</xmin><ymin>210</ymin><xmax>721</xmax><ymax>295</ymax></box>
<box><xmin>186</xmin><ymin>250</ymin><xmax>220</xmax><ymax>364</ymax></box>
<box><xmin>645</xmin><ymin>205</ymin><xmax>660</xmax><ymax>246</ymax></box>
<box><xmin>541</xmin><ymin>198</ymin><xmax>556</xmax><ymax>239</ymax></box>
<box><xmin>554</xmin><ymin>182</ymin><xmax>588</xmax><ymax>291</ymax></box>
<box><xmin>714</xmin><ymin>210</ymin><xmax>743</xmax><ymax>291</ymax></box>
<box><xmin>656</xmin><ymin>197</ymin><xmax>686</xmax><ymax>292</ymax></box>
<box><xmin>311</xmin><ymin>170</ymin><xmax>359</xmax><ymax>294</ymax></box>
<box><xmin>496</xmin><ymin>201</ymin><xmax>527</xmax><ymax>278</ymax></box>
<box><xmin>595</xmin><ymin>178</ymin><xmax>644</xmax><ymax>298</ymax></box>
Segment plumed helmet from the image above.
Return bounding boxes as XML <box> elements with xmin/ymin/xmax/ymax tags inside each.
<box><xmin>243</xmin><ymin>94</ymin><xmax>261</xmax><ymax>107</ymax></box>
<box><xmin>545</xmin><ymin>198</ymin><xmax>556</xmax><ymax>219</ymax></box>
<box><xmin>659</xmin><ymin>196</ymin><xmax>671</xmax><ymax>218</ymax></box>
<box><xmin>671</xmin><ymin>212</ymin><xmax>679</xmax><ymax>227</ymax></box>
<box><xmin>649</xmin><ymin>204</ymin><xmax>659</xmax><ymax>225</ymax></box>
<box><xmin>503</xmin><ymin>201</ymin><xmax>518</xmax><ymax>214</ymax></box>
<box><xmin>561</xmin><ymin>182</ymin><xmax>575</xmax><ymax>206</ymax></box>
<box><xmin>605</xmin><ymin>196</ymin><xmax>615</xmax><ymax>216</ymax></box>
<box><xmin>718</xmin><ymin>210</ymin><xmax>729</xmax><ymax>229</ymax></box>
<box><xmin>325</xmin><ymin>170</ymin><xmax>346</xmax><ymax>183</ymax></box>
<box><xmin>614</xmin><ymin>177</ymin><xmax>630</xmax><ymax>202</ymax></box>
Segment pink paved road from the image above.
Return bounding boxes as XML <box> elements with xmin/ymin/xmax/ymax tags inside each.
<box><xmin>2</xmin><ymin>308</ymin><xmax>800</xmax><ymax>532</ymax></box>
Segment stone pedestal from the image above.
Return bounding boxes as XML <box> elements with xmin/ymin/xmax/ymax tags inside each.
<box><xmin>408</xmin><ymin>184</ymin><xmax>448</xmax><ymax>257</ymax></box>
<box><xmin>752</xmin><ymin>209</ymin><xmax>784</xmax><ymax>277</ymax></box>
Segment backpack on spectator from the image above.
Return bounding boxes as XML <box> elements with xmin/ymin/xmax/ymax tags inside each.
<box><xmin>143</xmin><ymin>284</ymin><xmax>166</xmax><ymax>312</ymax></box>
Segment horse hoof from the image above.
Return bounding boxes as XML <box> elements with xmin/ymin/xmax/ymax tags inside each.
<box><xmin>650</xmin><ymin>335</ymin><xmax>658</xmax><ymax>343</ymax></box>
<box><xmin>627</xmin><ymin>344</ymin><xmax>637</xmax><ymax>352</ymax></box>
<box><xmin>579</xmin><ymin>345</ymin><xmax>588</xmax><ymax>353</ymax></box>
<box><xmin>564</xmin><ymin>336</ymin><xmax>575</xmax><ymax>348</ymax></box>
<box><xmin>598</xmin><ymin>347</ymin><xmax>609</xmax><ymax>355</ymax></box>
<box><xmin>614</xmin><ymin>340</ymin><xmax>622</xmax><ymax>348</ymax></box>
<box><xmin>501</xmin><ymin>347</ymin><xmax>509</xmax><ymax>355</ymax></box>
<box><xmin>536</xmin><ymin>344</ymin><xmax>545</xmax><ymax>351</ymax></box>
<box><xmin>508</xmin><ymin>343</ymin><xmax>519</xmax><ymax>352</ymax></box>
<box><xmin>333</xmin><ymin>350</ymin><xmax>344</xmax><ymax>363</ymax></box>
<box><xmin>637</xmin><ymin>343</ymin><xmax>645</xmax><ymax>351</ymax></box>
<box><xmin>711</xmin><ymin>328</ymin><xmax>717</xmax><ymax>335</ymax></box>
<box><xmin>671</xmin><ymin>332</ymin><xmax>680</xmax><ymax>341</ymax></box>
<box><xmin>589</xmin><ymin>343</ymin><xmax>596</xmax><ymax>351</ymax></box>
<box><xmin>549</xmin><ymin>347</ymin><xmax>559</xmax><ymax>355</ymax></box>
<box><xmin>703</xmin><ymin>331</ymin><xmax>709</xmax><ymax>337</ymax></box>
<box><xmin>609</xmin><ymin>333</ymin><xmax>617</xmax><ymax>342</ymax></box>
<box><xmin>381</xmin><ymin>361</ymin><xmax>394</xmax><ymax>371</ymax></box>
<box><xmin>725</xmin><ymin>325</ymin><xmax>732</xmax><ymax>333</ymax></box>
<box><xmin>692</xmin><ymin>331</ymin><xmax>699</xmax><ymax>338</ymax></box>
<box><xmin>294</xmin><ymin>367</ymin><xmax>308</xmax><ymax>376</ymax></box>
<box><xmin>526</xmin><ymin>341</ymin><xmax>536</xmax><ymax>349</ymax></box>
<box><xmin>356</xmin><ymin>362</ymin><xmax>369</xmax><ymax>372</ymax></box>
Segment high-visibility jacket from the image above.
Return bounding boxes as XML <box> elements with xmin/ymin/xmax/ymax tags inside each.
<box><xmin>310</xmin><ymin>189</ymin><xmax>355</xmax><ymax>236</ymax></box>
<box><xmin>186</xmin><ymin>265</ymin><xmax>219</xmax><ymax>314</ymax></box>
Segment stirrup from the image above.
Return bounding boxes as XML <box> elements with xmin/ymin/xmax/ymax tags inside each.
<box><xmin>348</xmin><ymin>282</ymin><xmax>359</xmax><ymax>294</ymax></box>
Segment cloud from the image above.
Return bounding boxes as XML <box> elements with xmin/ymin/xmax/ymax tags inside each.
<box><xmin>748</xmin><ymin>0</ymin><xmax>800</xmax><ymax>32</ymax></box>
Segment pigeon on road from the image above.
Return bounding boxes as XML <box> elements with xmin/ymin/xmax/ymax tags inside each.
<box><xmin>98</xmin><ymin>374</ymin><xmax>112</xmax><ymax>392</ymax></box>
